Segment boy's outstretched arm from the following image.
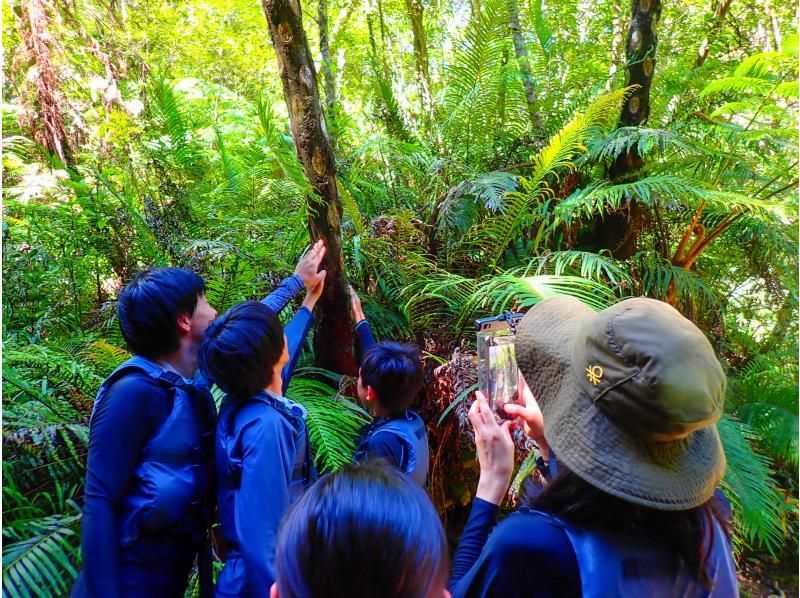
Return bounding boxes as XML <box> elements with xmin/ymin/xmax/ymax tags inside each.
<box><xmin>350</xmin><ymin>286</ymin><xmax>377</xmax><ymax>355</ymax></box>
<box><xmin>261</xmin><ymin>240</ymin><xmax>327</xmax><ymax>314</ymax></box>
<box><xmin>282</xmin><ymin>271</ymin><xmax>326</xmax><ymax>394</ymax></box>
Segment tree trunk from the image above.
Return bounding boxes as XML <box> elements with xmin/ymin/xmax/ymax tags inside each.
<box><xmin>592</xmin><ymin>0</ymin><xmax>661</xmax><ymax>258</ymax></box>
<box><xmin>508</xmin><ymin>0</ymin><xmax>541</xmax><ymax>128</ymax></box>
<box><xmin>694</xmin><ymin>0</ymin><xmax>732</xmax><ymax>68</ymax></box>
<box><xmin>317</xmin><ymin>0</ymin><xmax>336</xmax><ymax>113</ymax></box>
<box><xmin>13</xmin><ymin>0</ymin><xmax>73</xmax><ymax>165</ymax></box>
<box><xmin>405</xmin><ymin>0</ymin><xmax>434</xmax><ymax>122</ymax></box>
<box><xmin>764</xmin><ymin>0</ymin><xmax>782</xmax><ymax>52</ymax></box>
<box><xmin>261</xmin><ymin>0</ymin><xmax>356</xmax><ymax>375</ymax></box>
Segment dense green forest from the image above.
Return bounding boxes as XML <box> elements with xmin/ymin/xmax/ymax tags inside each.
<box><xmin>2</xmin><ymin>0</ymin><xmax>797</xmax><ymax>595</ymax></box>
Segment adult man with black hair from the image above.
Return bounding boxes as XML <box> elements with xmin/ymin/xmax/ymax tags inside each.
<box><xmin>72</xmin><ymin>241</ymin><xmax>326</xmax><ymax>598</ymax></box>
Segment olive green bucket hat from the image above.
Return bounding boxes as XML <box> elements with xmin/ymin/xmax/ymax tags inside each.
<box><xmin>515</xmin><ymin>296</ymin><xmax>727</xmax><ymax>510</ymax></box>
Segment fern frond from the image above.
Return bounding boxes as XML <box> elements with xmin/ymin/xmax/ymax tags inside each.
<box><xmin>3</xmin><ymin>506</ymin><xmax>82</xmax><ymax>597</ymax></box>
<box><xmin>286</xmin><ymin>372</ymin><xmax>369</xmax><ymax>473</ymax></box>
<box><xmin>532</xmin><ymin>251</ymin><xmax>632</xmax><ymax>286</ymax></box>
<box><xmin>457</xmin><ymin>88</ymin><xmax>630</xmax><ymax>273</ymax></box>
<box><xmin>718</xmin><ymin>416</ymin><xmax>788</xmax><ymax>556</ymax></box>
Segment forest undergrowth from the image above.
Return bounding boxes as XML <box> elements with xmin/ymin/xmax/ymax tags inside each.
<box><xmin>2</xmin><ymin>0</ymin><xmax>798</xmax><ymax>595</ymax></box>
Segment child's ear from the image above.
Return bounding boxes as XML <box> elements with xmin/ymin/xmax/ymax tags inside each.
<box><xmin>366</xmin><ymin>386</ymin><xmax>378</xmax><ymax>403</ymax></box>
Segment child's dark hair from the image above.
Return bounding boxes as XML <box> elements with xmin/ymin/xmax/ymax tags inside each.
<box><xmin>118</xmin><ymin>267</ymin><xmax>205</xmax><ymax>358</ymax></box>
<box><xmin>198</xmin><ymin>301</ymin><xmax>284</xmax><ymax>398</ymax></box>
<box><xmin>275</xmin><ymin>461</ymin><xmax>448</xmax><ymax>598</ymax></box>
<box><xmin>360</xmin><ymin>341</ymin><xmax>423</xmax><ymax>414</ymax></box>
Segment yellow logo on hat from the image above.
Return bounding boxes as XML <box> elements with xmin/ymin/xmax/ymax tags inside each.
<box><xmin>586</xmin><ymin>365</ymin><xmax>604</xmax><ymax>386</ymax></box>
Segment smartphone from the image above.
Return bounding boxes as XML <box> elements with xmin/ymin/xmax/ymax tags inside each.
<box><xmin>475</xmin><ymin>312</ymin><xmax>524</xmax><ymax>419</ymax></box>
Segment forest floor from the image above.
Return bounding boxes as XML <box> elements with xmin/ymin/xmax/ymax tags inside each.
<box><xmin>737</xmin><ymin>550</ymin><xmax>798</xmax><ymax>597</ymax></box>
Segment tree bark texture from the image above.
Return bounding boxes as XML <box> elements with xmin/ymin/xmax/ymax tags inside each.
<box><xmin>694</xmin><ymin>0</ymin><xmax>732</xmax><ymax>68</ymax></box>
<box><xmin>598</xmin><ymin>0</ymin><xmax>662</xmax><ymax>258</ymax></box>
<box><xmin>261</xmin><ymin>0</ymin><xmax>357</xmax><ymax>375</ymax></box>
<box><xmin>405</xmin><ymin>0</ymin><xmax>434</xmax><ymax>120</ymax></box>
<box><xmin>508</xmin><ymin>0</ymin><xmax>541</xmax><ymax>128</ymax></box>
<box><xmin>13</xmin><ymin>0</ymin><xmax>73</xmax><ymax>165</ymax></box>
<box><xmin>317</xmin><ymin>0</ymin><xmax>336</xmax><ymax>114</ymax></box>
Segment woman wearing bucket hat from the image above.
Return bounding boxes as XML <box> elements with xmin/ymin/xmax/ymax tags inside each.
<box><xmin>449</xmin><ymin>297</ymin><xmax>738</xmax><ymax>597</ymax></box>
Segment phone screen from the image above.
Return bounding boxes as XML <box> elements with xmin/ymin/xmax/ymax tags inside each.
<box><xmin>476</xmin><ymin>314</ymin><xmax>522</xmax><ymax>418</ymax></box>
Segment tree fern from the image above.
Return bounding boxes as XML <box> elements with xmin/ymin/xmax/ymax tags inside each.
<box><xmin>456</xmin><ymin>88</ymin><xmax>629</xmax><ymax>273</ymax></box>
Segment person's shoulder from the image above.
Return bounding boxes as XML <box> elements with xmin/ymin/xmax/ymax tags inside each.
<box><xmin>489</xmin><ymin>508</ymin><xmax>570</xmax><ymax>553</ymax></box>
<box><xmin>103</xmin><ymin>370</ymin><xmax>168</xmax><ymax>402</ymax></box>
<box><xmin>228</xmin><ymin>396</ymin><xmax>298</xmax><ymax>437</ymax></box>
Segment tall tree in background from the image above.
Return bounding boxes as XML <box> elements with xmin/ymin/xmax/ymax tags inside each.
<box><xmin>587</xmin><ymin>0</ymin><xmax>662</xmax><ymax>257</ymax></box>
<box><xmin>317</xmin><ymin>0</ymin><xmax>336</xmax><ymax>120</ymax></box>
<box><xmin>508</xmin><ymin>0</ymin><xmax>541</xmax><ymax>128</ymax></box>
<box><xmin>405</xmin><ymin>0</ymin><xmax>435</xmax><ymax>121</ymax></box>
<box><xmin>695</xmin><ymin>0</ymin><xmax>732</xmax><ymax>67</ymax></box>
<box><xmin>12</xmin><ymin>0</ymin><xmax>74</xmax><ymax>165</ymax></box>
<box><xmin>261</xmin><ymin>0</ymin><xmax>356</xmax><ymax>374</ymax></box>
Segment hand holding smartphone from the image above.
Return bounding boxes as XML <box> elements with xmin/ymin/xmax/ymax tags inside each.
<box><xmin>475</xmin><ymin>312</ymin><xmax>524</xmax><ymax>420</ymax></box>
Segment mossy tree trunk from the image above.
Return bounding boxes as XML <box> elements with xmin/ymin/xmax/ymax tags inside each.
<box><xmin>508</xmin><ymin>0</ymin><xmax>541</xmax><ymax>129</ymax></box>
<box><xmin>261</xmin><ymin>0</ymin><xmax>356</xmax><ymax>375</ymax></box>
<box><xmin>405</xmin><ymin>0</ymin><xmax>434</xmax><ymax>124</ymax></box>
<box><xmin>583</xmin><ymin>0</ymin><xmax>662</xmax><ymax>258</ymax></box>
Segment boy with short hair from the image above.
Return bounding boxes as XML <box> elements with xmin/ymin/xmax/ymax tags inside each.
<box><xmin>73</xmin><ymin>241</ymin><xmax>326</xmax><ymax>598</ymax></box>
<box><xmin>199</xmin><ymin>271</ymin><xmax>324</xmax><ymax>596</ymax></box>
<box><xmin>349</xmin><ymin>287</ymin><xmax>429</xmax><ymax>486</ymax></box>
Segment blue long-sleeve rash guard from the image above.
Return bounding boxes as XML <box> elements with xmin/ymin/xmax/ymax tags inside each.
<box><xmin>215</xmin><ymin>307</ymin><xmax>315</xmax><ymax>596</ymax></box>
<box><xmin>351</xmin><ymin>319</ymin><xmax>414</xmax><ymax>470</ymax></box>
<box><xmin>79</xmin><ymin>275</ymin><xmax>306</xmax><ymax>597</ymax></box>
<box><xmin>448</xmin><ymin>455</ymin><xmax>734</xmax><ymax>598</ymax></box>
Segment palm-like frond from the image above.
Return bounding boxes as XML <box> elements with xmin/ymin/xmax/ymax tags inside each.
<box><xmin>2</xmin><ymin>504</ymin><xmax>82</xmax><ymax>597</ymax></box>
<box><xmin>147</xmin><ymin>77</ymin><xmax>204</xmax><ymax>175</ymax></box>
<box><xmin>583</xmin><ymin>127</ymin><xmax>704</xmax><ymax>165</ymax></box>
<box><xmin>404</xmin><ymin>271</ymin><xmax>617</xmax><ymax>331</ymax></box>
<box><xmin>718</xmin><ymin>416</ymin><xmax>789</xmax><ymax>556</ymax></box>
<box><xmin>84</xmin><ymin>340</ymin><xmax>130</xmax><ymax>376</ymax></box>
<box><xmin>286</xmin><ymin>371</ymin><xmax>369</xmax><ymax>473</ymax></box>
<box><xmin>554</xmin><ymin>175</ymin><xmax>781</xmax><ymax>227</ymax></box>
<box><xmin>441</xmin><ymin>0</ymin><xmax>528</xmax><ymax>164</ymax></box>
<box><xmin>631</xmin><ymin>254</ymin><xmax>719</xmax><ymax>306</ymax></box>
<box><xmin>728</xmin><ymin>350</ymin><xmax>798</xmax><ymax>466</ymax></box>
<box><xmin>531</xmin><ymin>251</ymin><xmax>632</xmax><ymax>286</ymax></box>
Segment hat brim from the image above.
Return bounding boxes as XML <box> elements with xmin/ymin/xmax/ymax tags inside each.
<box><xmin>516</xmin><ymin>296</ymin><xmax>725</xmax><ymax>510</ymax></box>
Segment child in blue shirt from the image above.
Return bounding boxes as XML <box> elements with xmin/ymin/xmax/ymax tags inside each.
<box><xmin>199</xmin><ymin>273</ymin><xmax>324</xmax><ymax>597</ymax></box>
<box><xmin>349</xmin><ymin>287</ymin><xmax>429</xmax><ymax>486</ymax></box>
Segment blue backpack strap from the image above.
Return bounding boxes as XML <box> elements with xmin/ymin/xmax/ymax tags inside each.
<box><xmin>95</xmin><ymin>356</ymin><xmax>197</xmax><ymax>463</ymax></box>
<box><xmin>96</xmin><ymin>356</ymin><xmax>187</xmax><ymax>398</ymax></box>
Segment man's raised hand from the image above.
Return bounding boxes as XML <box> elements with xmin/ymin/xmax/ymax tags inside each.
<box><xmin>295</xmin><ymin>240</ymin><xmax>327</xmax><ymax>290</ymax></box>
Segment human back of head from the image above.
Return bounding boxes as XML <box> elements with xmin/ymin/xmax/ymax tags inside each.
<box><xmin>273</xmin><ymin>461</ymin><xmax>449</xmax><ymax>598</ymax></box>
<box><xmin>360</xmin><ymin>341</ymin><xmax>424</xmax><ymax>414</ymax></box>
<box><xmin>198</xmin><ymin>301</ymin><xmax>285</xmax><ymax>398</ymax></box>
<box><xmin>118</xmin><ymin>267</ymin><xmax>206</xmax><ymax>358</ymax></box>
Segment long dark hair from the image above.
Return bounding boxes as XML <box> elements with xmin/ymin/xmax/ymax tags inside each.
<box><xmin>275</xmin><ymin>461</ymin><xmax>449</xmax><ymax>598</ymax></box>
<box><xmin>528</xmin><ymin>466</ymin><xmax>730</xmax><ymax>589</ymax></box>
